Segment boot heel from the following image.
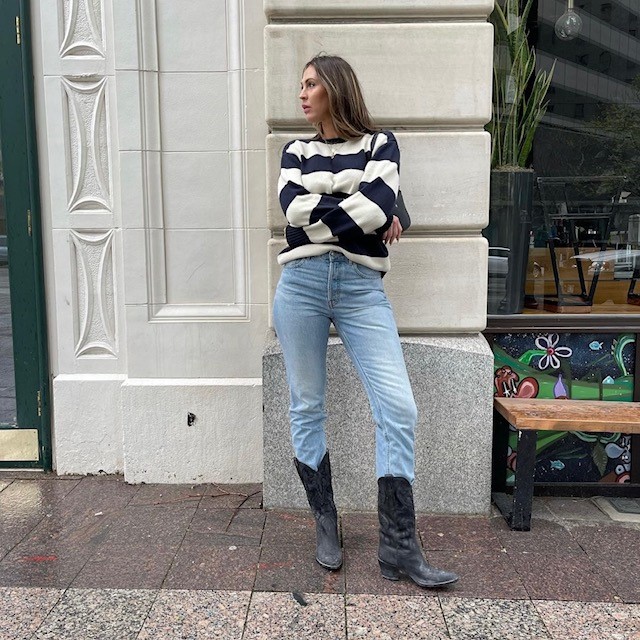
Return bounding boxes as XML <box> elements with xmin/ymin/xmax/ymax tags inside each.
<box><xmin>378</xmin><ymin>559</ymin><xmax>400</xmax><ymax>581</ymax></box>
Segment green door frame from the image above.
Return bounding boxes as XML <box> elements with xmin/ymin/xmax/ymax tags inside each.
<box><xmin>0</xmin><ymin>0</ymin><xmax>51</xmax><ymax>469</ymax></box>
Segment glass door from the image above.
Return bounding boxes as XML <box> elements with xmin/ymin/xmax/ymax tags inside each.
<box><xmin>0</xmin><ymin>0</ymin><xmax>51</xmax><ymax>468</ymax></box>
<box><xmin>0</xmin><ymin>143</ymin><xmax>18</xmax><ymax>426</ymax></box>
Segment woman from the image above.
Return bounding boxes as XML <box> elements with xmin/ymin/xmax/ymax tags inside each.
<box><xmin>273</xmin><ymin>54</ymin><xmax>458</xmax><ymax>588</ymax></box>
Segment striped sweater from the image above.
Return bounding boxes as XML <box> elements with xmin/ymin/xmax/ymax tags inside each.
<box><xmin>277</xmin><ymin>130</ymin><xmax>400</xmax><ymax>273</ymax></box>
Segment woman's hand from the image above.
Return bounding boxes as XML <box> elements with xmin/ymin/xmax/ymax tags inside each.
<box><xmin>382</xmin><ymin>215</ymin><xmax>403</xmax><ymax>245</ymax></box>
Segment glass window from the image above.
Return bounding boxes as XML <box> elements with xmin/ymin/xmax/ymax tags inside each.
<box><xmin>488</xmin><ymin>0</ymin><xmax>640</xmax><ymax>317</ymax></box>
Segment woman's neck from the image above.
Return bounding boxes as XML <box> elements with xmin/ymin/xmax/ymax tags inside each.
<box><xmin>319</xmin><ymin>121</ymin><xmax>339</xmax><ymax>140</ymax></box>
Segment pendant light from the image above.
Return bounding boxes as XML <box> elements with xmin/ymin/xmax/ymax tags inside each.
<box><xmin>555</xmin><ymin>0</ymin><xmax>583</xmax><ymax>41</ymax></box>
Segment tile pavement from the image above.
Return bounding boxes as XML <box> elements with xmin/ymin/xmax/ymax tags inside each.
<box><xmin>0</xmin><ymin>474</ymin><xmax>639</xmax><ymax>639</ymax></box>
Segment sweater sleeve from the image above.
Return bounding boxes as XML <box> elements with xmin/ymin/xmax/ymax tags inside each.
<box><xmin>278</xmin><ymin>132</ymin><xmax>400</xmax><ymax>244</ymax></box>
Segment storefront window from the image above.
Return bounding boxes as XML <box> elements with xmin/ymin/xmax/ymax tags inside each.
<box><xmin>488</xmin><ymin>0</ymin><xmax>640</xmax><ymax>317</ymax></box>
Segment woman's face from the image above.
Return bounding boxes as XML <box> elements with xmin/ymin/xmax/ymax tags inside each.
<box><xmin>299</xmin><ymin>65</ymin><xmax>330</xmax><ymax>126</ymax></box>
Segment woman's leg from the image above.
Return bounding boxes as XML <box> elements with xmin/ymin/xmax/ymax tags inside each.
<box><xmin>273</xmin><ymin>262</ymin><xmax>332</xmax><ymax>470</ymax></box>
<box><xmin>333</xmin><ymin>258</ymin><xmax>458</xmax><ymax>587</ymax></box>
<box><xmin>273</xmin><ymin>257</ymin><xmax>342</xmax><ymax>570</ymax></box>
<box><xmin>331</xmin><ymin>265</ymin><xmax>417</xmax><ymax>483</ymax></box>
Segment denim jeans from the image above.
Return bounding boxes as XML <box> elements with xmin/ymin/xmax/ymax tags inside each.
<box><xmin>273</xmin><ymin>251</ymin><xmax>418</xmax><ymax>483</ymax></box>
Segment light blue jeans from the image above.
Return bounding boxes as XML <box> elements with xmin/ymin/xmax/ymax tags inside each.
<box><xmin>273</xmin><ymin>251</ymin><xmax>418</xmax><ymax>483</ymax></box>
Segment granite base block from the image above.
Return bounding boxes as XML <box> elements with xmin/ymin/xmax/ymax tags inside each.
<box><xmin>262</xmin><ymin>331</ymin><xmax>493</xmax><ymax>514</ymax></box>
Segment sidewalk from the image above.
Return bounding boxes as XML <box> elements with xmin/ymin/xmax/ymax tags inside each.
<box><xmin>0</xmin><ymin>472</ymin><xmax>639</xmax><ymax>639</ymax></box>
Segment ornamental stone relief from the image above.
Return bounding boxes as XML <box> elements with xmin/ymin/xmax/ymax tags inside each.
<box><xmin>70</xmin><ymin>229</ymin><xmax>117</xmax><ymax>357</ymax></box>
<box><xmin>62</xmin><ymin>77</ymin><xmax>111</xmax><ymax>212</ymax></box>
<box><xmin>60</xmin><ymin>0</ymin><xmax>105</xmax><ymax>58</ymax></box>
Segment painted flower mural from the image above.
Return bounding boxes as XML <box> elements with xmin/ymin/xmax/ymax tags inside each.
<box><xmin>534</xmin><ymin>334</ymin><xmax>573</xmax><ymax>370</ymax></box>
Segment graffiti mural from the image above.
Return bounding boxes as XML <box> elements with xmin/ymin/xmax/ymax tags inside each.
<box><xmin>493</xmin><ymin>333</ymin><xmax>635</xmax><ymax>484</ymax></box>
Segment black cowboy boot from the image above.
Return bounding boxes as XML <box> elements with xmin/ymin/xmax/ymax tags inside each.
<box><xmin>294</xmin><ymin>452</ymin><xmax>342</xmax><ymax>570</ymax></box>
<box><xmin>378</xmin><ymin>476</ymin><xmax>458</xmax><ymax>587</ymax></box>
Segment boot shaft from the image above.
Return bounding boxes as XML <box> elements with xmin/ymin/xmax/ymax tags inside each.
<box><xmin>377</xmin><ymin>476</ymin><xmax>419</xmax><ymax>552</ymax></box>
<box><xmin>295</xmin><ymin>452</ymin><xmax>337</xmax><ymax>520</ymax></box>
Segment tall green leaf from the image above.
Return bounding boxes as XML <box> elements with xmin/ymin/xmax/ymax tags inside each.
<box><xmin>487</xmin><ymin>0</ymin><xmax>556</xmax><ymax>169</ymax></box>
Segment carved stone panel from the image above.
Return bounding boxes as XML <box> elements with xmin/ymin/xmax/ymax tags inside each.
<box><xmin>62</xmin><ymin>77</ymin><xmax>111</xmax><ymax>212</ymax></box>
<box><xmin>70</xmin><ymin>230</ymin><xmax>117</xmax><ymax>357</ymax></box>
<box><xmin>60</xmin><ymin>0</ymin><xmax>105</xmax><ymax>58</ymax></box>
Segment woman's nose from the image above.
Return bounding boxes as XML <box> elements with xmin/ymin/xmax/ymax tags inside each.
<box><xmin>299</xmin><ymin>88</ymin><xmax>306</xmax><ymax>100</ymax></box>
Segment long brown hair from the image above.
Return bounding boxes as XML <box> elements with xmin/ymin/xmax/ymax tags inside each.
<box><xmin>303</xmin><ymin>55</ymin><xmax>377</xmax><ymax>139</ymax></box>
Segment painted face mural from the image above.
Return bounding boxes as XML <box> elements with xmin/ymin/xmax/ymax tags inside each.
<box><xmin>492</xmin><ymin>333</ymin><xmax>635</xmax><ymax>484</ymax></box>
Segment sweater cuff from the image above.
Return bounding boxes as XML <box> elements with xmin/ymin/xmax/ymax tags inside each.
<box><xmin>285</xmin><ymin>225</ymin><xmax>310</xmax><ymax>248</ymax></box>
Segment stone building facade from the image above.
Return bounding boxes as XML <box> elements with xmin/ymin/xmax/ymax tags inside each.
<box><xmin>23</xmin><ymin>0</ymin><xmax>495</xmax><ymax>511</ymax></box>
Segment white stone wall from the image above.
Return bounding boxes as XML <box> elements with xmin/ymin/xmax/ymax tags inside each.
<box><xmin>32</xmin><ymin>0</ymin><xmax>267</xmax><ymax>481</ymax></box>
<box><xmin>264</xmin><ymin>3</ymin><xmax>492</xmax><ymax>331</ymax></box>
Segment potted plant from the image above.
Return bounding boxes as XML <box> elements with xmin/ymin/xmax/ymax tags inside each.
<box><xmin>484</xmin><ymin>0</ymin><xmax>555</xmax><ymax>314</ymax></box>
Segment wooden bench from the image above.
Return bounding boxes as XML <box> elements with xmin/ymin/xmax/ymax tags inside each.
<box><xmin>492</xmin><ymin>398</ymin><xmax>640</xmax><ymax>531</ymax></box>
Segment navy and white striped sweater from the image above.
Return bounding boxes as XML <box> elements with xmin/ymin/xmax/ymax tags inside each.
<box><xmin>277</xmin><ymin>130</ymin><xmax>400</xmax><ymax>273</ymax></box>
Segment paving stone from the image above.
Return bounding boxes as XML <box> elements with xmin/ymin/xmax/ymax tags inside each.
<box><xmin>570</xmin><ymin>524</ymin><xmax>640</xmax><ymax>556</ymax></box>
<box><xmin>33</xmin><ymin>588</ymin><xmax>156</xmax><ymax>639</ymax></box>
<box><xmin>509</xmin><ymin>551</ymin><xmax>618</xmax><ymax>602</ymax></box>
<box><xmin>341</xmin><ymin>512</ymin><xmax>378</xmax><ymax>548</ymax></box>
<box><xmin>128</xmin><ymin>483</ymin><xmax>209</xmax><ymax>507</ymax></box>
<box><xmin>98</xmin><ymin>503</ymin><xmax>196</xmax><ymax>547</ymax></box>
<box><xmin>254</xmin><ymin>545</ymin><xmax>345</xmax><ymax>594</ymax></box>
<box><xmin>243</xmin><ymin>591</ymin><xmax>345</xmax><ymax>639</ymax></box>
<box><xmin>0</xmin><ymin>478</ymin><xmax>81</xmax><ymax>521</ymax></box>
<box><xmin>137</xmin><ymin>589</ymin><xmax>251</xmax><ymax>640</ymax></box>
<box><xmin>493</xmin><ymin>518</ymin><xmax>584</xmax><ymax>554</ymax></box>
<box><xmin>542</xmin><ymin>498</ymin><xmax>612</xmax><ymax>522</ymax></box>
<box><xmin>18</xmin><ymin>509</ymin><xmax>117</xmax><ymax>550</ymax></box>
<box><xmin>0</xmin><ymin>523</ymin><xmax>40</xmax><ymax>562</ymax></box>
<box><xmin>0</xmin><ymin>587</ymin><xmax>63</xmax><ymax>640</ymax></box>
<box><xmin>50</xmin><ymin>476</ymin><xmax>139</xmax><ymax>518</ymax></box>
<box><xmin>534</xmin><ymin>600</ymin><xmax>640</xmax><ymax>639</ymax></box>
<box><xmin>346</xmin><ymin>594</ymin><xmax>447</xmax><ymax>639</ymax></box>
<box><xmin>163</xmin><ymin>542</ymin><xmax>260</xmax><ymax>590</ymax></box>
<box><xmin>0</xmin><ymin>479</ymin><xmax>82</xmax><ymax>559</ymax></box>
<box><xmin>186</xmin><ymin>506</ymin><xmax>265</xmax><ymax>546</ymax></box>
<box><xmin>2</xmin><ymin>477</ymin><xmax>137</xmax><ymax>555</ymax></box>
<box><xmin>585</xmin><ymin>551</ymin><xmax>640</xmax><ymax>604</ymax></box>
<box><xmin>343</xmin><ymin>547</ymin><xmax>453</xmax><ymax>597</ymax></box>
<box><xmin>200</xmin><ymin>483</ymin><xmax>263</xmax><ymax>509</ymax></box>
<box><xmin>261</xmin><ymin>509</ymin><xmax>317</xmax><ymax>548</ymax></box>
<box><xmin>441</xmin><ymin>597</ymin><xmax>551</xmax><ymax>639</ymax></box>
<box><xmin>417</xmin><ymin>515</ymin><xmax>503</xmax><ymax>551</ymax></box>
<box><xmin>71</xmin><ymin>543</ymin><xmax>179</xmax><ymax>590</ymax></box>
<box><xmin>428</xmin><ymin>550</ymin><xmax>528</xmax><ymax>600</ymax></box>
<box><xmin>0</xmin><ymin>539</ymin><xmax>90</xmax><ymax>588</ymax></box>
<box><xmin>0</xmin><ymin>480</ymin><xmax>12</xmax><ymax>492</ymax></box>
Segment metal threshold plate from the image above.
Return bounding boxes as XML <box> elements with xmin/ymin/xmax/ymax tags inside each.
<box><xmin>594</xmin><ymin>497</ymin><xmax>640</xmax><ymax>523</ymax></box>
<box><xmin>606</xmin><ymin>498</ymin><xmax>640</xmax><ymax>515</ymax></box>
<box><xmin>0</xmin><ymin>429</ymin><xmax>39</xmax><ymax>461</ymax></box>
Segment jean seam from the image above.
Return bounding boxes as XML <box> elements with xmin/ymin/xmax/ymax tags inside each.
<box><xmin>335</xmin><ymin>323</ymin><xmax>392</xmax><ymax>477</ymax></box>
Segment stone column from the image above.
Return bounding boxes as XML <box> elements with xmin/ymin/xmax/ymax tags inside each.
<box><xmin>263</xmin><ymin>0</ymin><xmax>495</xmax><ymax>513</ymax></box>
